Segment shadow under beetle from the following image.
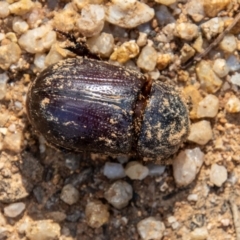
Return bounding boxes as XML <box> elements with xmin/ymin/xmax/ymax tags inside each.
<box><xmin>26</xmin><ymin>32</ymin><xmax>190</xmax><ymax>162</ymax></box>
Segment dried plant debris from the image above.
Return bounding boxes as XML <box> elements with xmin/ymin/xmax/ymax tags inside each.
<box><xmin>0</xmin><ymin>0</ymin><xmax>240</xmax><ymax>239</ymax></box>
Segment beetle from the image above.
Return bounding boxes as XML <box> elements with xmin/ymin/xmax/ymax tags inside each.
<box><xmin>26</xmin><ymin>34</ymin><xmax>190</xmax><ymax>162</ymax></box>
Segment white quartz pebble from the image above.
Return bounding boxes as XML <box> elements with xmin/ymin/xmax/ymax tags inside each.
<box><xmin>18</xmin><ymin>25</ymin><xmax>56</xmax><ymax>54</ymax></box>
<box><xmin>173</xmin><ymin>148</ymin><xmax>204</xmax><ymax>186</ymax></box>
<box><xmin>212</xmin><ymin>59</ymin><xmax>229</xmax><ymax>78</ymax></box>
<box><xmin>137</xmin><ymin>45</ymin><xmax>158</xmax><ymax>71</ymax></box>
<box><xmin>201</xmin><ymin>17</ymin><xmax>224</xmax><ymax>40</ymax></box>
<box><xmin>155</xmin><ymin>0</ymin><xmax>176</xmax><ymax>5</ymax></box>
<box><xmin>190</xmin><ymin>227</ymin><xmax>209</xmax><ymax>240</ymax></box>
<box><xmin>87</xmin><ymin>32</ymin><xmax>114</xmax><ymax>58</ymax></box>
<box><xmin>219</xmin><ymin>34</ymin><xmax>237</xmax><ymax>53</ymax></box>
<box><xmin>105</xmin><ymin>0</ymin><xmax>154</xmax><ymax>28</ymax></box>
<box><xmin>25</xmin><ymin>220</ymin><xmax>60</xmax><ymax>240</ymax></box>
<box><xmin>137</xmin><ymin>217</ymin><xmax>165</xmax><ymax>240</ymax></box>
<box><xmin>76</xmin><ymin>4</ymin><xmax>105</xmax><ymax>37</ymax></box>
<box><xmin>0</xmin><ymin>2</ymin><xmax>10</xmax><ymax>18</ymax></box>
<box><xmin>104</xmin><ymin>180</ymin><xmax>133</xmax><ymax>209</ymax></box>
<box><xmin>210</xmin><ymin>164</ymin><xmax>227</xmax><ymax>187</ymax></box>
<box><xmin>230</xmin><ymin>72</ymin><xmax>240</xmax><ymax>87</ymax></box>
<box><xmin>12</xmin><ymin>17</ymin><xmax>29</xmax><ymax>34</ymax></box>
<box><xmin>197</xmin><ymin>94</ymin><xmax>219</xmax><ymax>118</ymax></box>
<box><xmin>125</xmin><ymin>161</ymin><xmax>149</xmax><ymax>180</ymax></box>
<box><xmin>103</xmin><ymin>162</ymin><xmax>126</xmax><ymax>179</ymax></box>
<box><xmin>174</xmin><ymin>23</ymin><xmax>199</xmax><ymax>41</ymax></box>
<box><xmin>188</xmin><ymin>120</ymin><xmax>212</xmax><ymax>145</ymax></box>
<box><xmin>225</xmin><ymin>95</ymin><xmax>240</xmax><ymax>113</ymax></box>
<box><xmin>4</xmin><ymin>202</ymin><xmax>25</xmax><ymax>218</ymax></box>
<box><xmin>60</xmin><ymin>184</ymin><xmax>80</xmax><ymax>205</ymax></box>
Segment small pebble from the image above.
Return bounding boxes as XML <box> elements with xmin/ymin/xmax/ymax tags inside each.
<box><xmin>0</xmin><ymin>2</ymin><xmax>10</xmax><ymax>18</ymax></box>
<box><xmin>190</xmin><ymin>227</ymin><xmax>208</xmax><ymax>240</ymax></box>
<box><xmin>201</xmin><ymin>17</ymin><xmax>224</xmax><ymax>40</ymax></box>
<box><xmin>212</xmin><ymin>58</ymin><xmax>229</xmax><ymax>78</ymax></box>
<box><xmin>137</xmin><ymin>217</ymin><xmax>165</xmax><ymax>240</ymax></box>
<box><xmin>185</xmin><ymin>0</ymin><xmax>204</xmax><ymax>22</ymax></box>
<box><xmin>103</xmin><ymin>162</ymin><xmax>126</xmax><ymax>179</ymax></box>
<box><xmin>9</xmin><ymin>0</ymin><xmax>34</xmax><ymax>15</ymax></box>
<box><xmin>104</xmin><ymin>180</ymin><xmax>133</xmax><ymax>209</ymax></box>
<box><xmin>60</xmin><ymin>184</ymin><xmax>80</xmax><ymax>205</ymax></box>
<box><xmin>174</xmin><ymin>23</ymin><xmax>199</xmax><ymax>41</ymax></box>
<box><xmin>0</xmin><ymin>128</ymin><xmax>7</xmax><ymax>135</ymax></box>
<box><xmin>221</xmin><ymin>218</ymin><xmax>230</xmax><ymax>227</ymax></box>
<box><xmin>197</xmin><ymin>94</ymin><xmax>219</xmax><ymax>118</ymax></box>
<box><xmin>64</xmin><ymin>153</ymin><xmax>80</xmax><ymax>171</ymax></box>
<box><xmin>12</xmin><ymin>17</ymin><xmax>29</xmax><ymax>34</ymax></box>
<box><xmin>85</xmin><ymin>200</ymin><xmax>109</xmax><ymax>228</ymax></box>
<box><xmin>180</xmin><ymin>43</ymin><xmax>196</xmax><ymax>64</ymax></box>
<box><xmin>0</xmin><ymin>42</ymin><xmax>21</xmax><ymax>70</ymax></box>
<box><xmin>110</xmin><ymin>40</ymin><xmax>139</xmax><ymax>63</ymax></box>
<box><xmin>210</xmin><ymin>164</ymin><xmax>227</xmax><ymax>187</ymax></box>
<box><xmin>171</xmin><ymin>221</ymin><xmax>179</xmax><ymax>230</ymax></box>
<box><xmin>187</xmin><ymin>194</ymin><xmax>198</xmax><ymax>202</ymax></box>
<box><xmin>87</xmin><ymin>32</ymin><xmax>114</xmax><ymax>58</ymax></box>
<box><xmin>147</xmin><ymin>163</ymin><xmax>165</xmax><ymax>177</ymax></box>
<box><xmin>137</xmin><ymin>45</ymin><xmax>158</xmax><ymax>71</ymax></box>
<box><xmin>0</xmin><ymin>227</ymin><xmax>10</xmax><ymax>239</ymax></box>
<box><xmin>125</xmin><ymin>161</ymin><xmax>149</xmax><ymax>180</ymax></box>
<box><xmin>3</xmin><ymin>132</ymin><xmax>23</xmax><ymax>153</ymax></box>
<box><xmin>155</xmin><ymin>0</ymin><xmax>176</xmax><ymax>5</ymax></box>
<box><xmin>44</xmin><ymin>43</ymin><xmax>68</xmax><ymax>67</ymax></box>
<box><xmin>196</xmin><ymin>60</ymin><xmax>223</xmax><ymax>93</ymax></box>
<box><xmin>0</xmin><ymin>73</ymin><xmax>9</xmax><ymax>100</ymax></box>
<box><xmin>25</xmin><ymin>220</ymin><xmax>60</xmax><ymax>240</ymax></box>
<box><xmin>225</xmin><ymin>95</ymin><xmax>240</xmax><ymax>113</ymax></box>
<box><xmin>18</xmin><ymin>25</ymin><xmax>56</xmax><ymax>54</ymax></box>
<box><xmin>155</xmin><ymin>5</ymin><xmax>175</xmax><ymax>26</ymax></box>
<box><xmin>76</xmin><ymin>4</ymin><xmax>105</xmax><ymax>37</ymax></box>
<box><xmin>167</xmin><ymin>216</ymin><xmax>176</xmax><ymax>224</ymax></box>
<box><xmin>8</xmin><ymin>124</ymin><xmax>15</xmax><ymax>133</ymax></box>
<box><xmin>4</xmin><ymin>202</ymin><xmax>26</xmax><ymax>218</ymax></box>
<box><xmin>157</xmin><ymin>53</ymin><xmax>173</xmax><ymax>70</ymax></box>
<box><xmin>72</xmin><ymin>0</ymin><xmax>105</xmax><ymax>10</ymax></box>
<box><xmin>34</xmin><ymin>53</ymin><xmax>47</xmax><ymax>70</ymax></box>
<box><xmin>219</xmin><ymin>34</ymin><xmax>237</xmax><ymax>53</ymax></box>
<box><xmin>137</xmin><ymin>32</ymin><xmax>148</xmax><ymax>47</ymax></box>
<box><xmin>53</xmin><ymin>8</ymin><xmax>77</xmax><ymax>32</ymax></box>
<box><xmin>202</xmin><ymin>0</ymin><xmax>230</xmax><ymax>18</ymax></box>
<box><xmin>173</xmin><ymin>148</ymin><xmax>204</xmax><ymax>186</ymax></box>
<box><xmin>187</xmin><ymin>120</ymin><xmax>213</xmax><ymax>145</ymax></box>
<box><xmin>230</xmin><ymin>72</ymin><xmax>240</xmax><ymax>86</ymax></box>
<box><xmin>106</xmin><ymin>0</ymin><xmax>154</xmax><ymax>28</ymax></box>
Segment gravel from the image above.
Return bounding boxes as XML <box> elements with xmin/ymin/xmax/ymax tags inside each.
<box><xmin>104</xmin><ymin>180</ymin><xmax>133</xmax><ymax>209</ymax></box>
<box><xmin>137</xmin><ymin>217</ymin><xmax>165</xmax><ymax>240</ymax></box>
<box><xmin>4</xmin><ymin>202</ymin><xmax>26</xmax><ymax>218</ymax></box>
<box><xmin>60</xmin><ymin>184</ymin><xmax>80</xmax><ymax>205</ymax></box>
<box><xmin>125</xmin><ymin>161</ymin><xmax>149</xmax><ymax>180</ymax></box>
<box><xmin>187</xmin><ymin>120</ymin><xmax>213</xmax><ymax>145</ymax></box>
<box><xmin>210</xmin><ymin>164</ymin><xmax>228</xmax><ymax>187</ymax></box>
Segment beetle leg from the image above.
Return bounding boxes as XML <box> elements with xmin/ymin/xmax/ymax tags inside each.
<box><xmin>54</xmin><ymin>29</ymin><xmax>101</xmax><ymax>60</ymax></box>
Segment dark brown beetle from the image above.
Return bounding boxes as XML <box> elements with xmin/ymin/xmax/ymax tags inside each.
<box><xmin>26</xmin><ymin>36</ymin><xmax>189</xmax><ymax>161</ymax></box>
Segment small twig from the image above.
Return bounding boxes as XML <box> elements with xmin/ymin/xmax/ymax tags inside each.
<box><xmin>182</xmin><ymin>11</ymin><xmax>240</xmax><ymax>69</ymax></box>
<box><xmin>229</xmin><ymin>196</ymin><xmax>240</xmax><ymax>240</ymax></box>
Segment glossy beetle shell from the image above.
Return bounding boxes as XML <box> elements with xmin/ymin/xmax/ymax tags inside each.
<box><xmin>27</xmin><ymin>57</ymin><xmax>189</xmax><ymax>161</ymax></box>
